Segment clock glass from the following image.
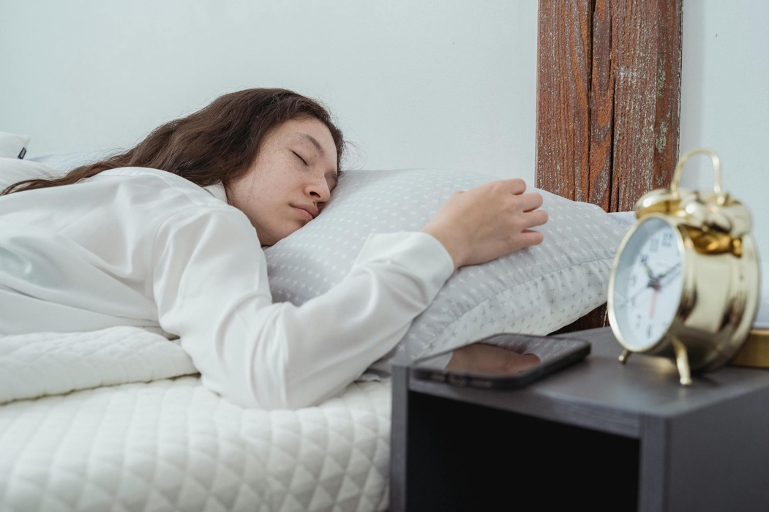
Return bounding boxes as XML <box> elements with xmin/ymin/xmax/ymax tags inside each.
<box><xmin>612</xmin><ymin>217</ymin><xmax>684</xmax><ymax>350</ymax></box>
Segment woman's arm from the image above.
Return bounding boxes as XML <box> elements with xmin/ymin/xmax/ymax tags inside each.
<box><xmin>152</xmin><ymin>206</ymin><xmax>454</xmax><ymax>409</ymax></box>
<box><xmin>153</xmin><ymin>178</ymin><xmax>546</xmax><ymax>410</ymax></box>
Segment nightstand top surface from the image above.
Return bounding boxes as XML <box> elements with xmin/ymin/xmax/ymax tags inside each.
<box><xmin>398</xmin><ymin>327</ymin><xmax>768</xmax><ymax>437</ymax></box>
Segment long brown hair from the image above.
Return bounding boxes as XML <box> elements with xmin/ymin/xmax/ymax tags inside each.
<box><xmin>1</xmin><ymin>88</ymin><xmax>345</xmax><ymax>196</ymax></box>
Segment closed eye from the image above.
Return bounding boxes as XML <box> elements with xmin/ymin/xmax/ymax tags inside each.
<box><xmin>292</xmin><ymin>151</ymin><xmax>308</xmax><ymax>166</ymax></box>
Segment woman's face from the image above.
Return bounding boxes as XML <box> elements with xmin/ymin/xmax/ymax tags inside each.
<box><xmin>228</xmin><ymin>116</ymin><xmax>339</xmax><ymax>246</ymax></box>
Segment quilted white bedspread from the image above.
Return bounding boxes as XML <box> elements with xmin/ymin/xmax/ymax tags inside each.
<box><xmin>0</xmin><ymin>328</ymin><xmax>392</xmax><ymax>512</ymax></box>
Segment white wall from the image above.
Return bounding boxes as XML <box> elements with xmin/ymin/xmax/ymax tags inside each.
<box><xmin>0</xmin><ymin>0</ymin><xmax>766</xmax><ymax>258</ymax></box>
<box><xmin>0</xmin><ymin>0</ymin><xmax>538</xmax><ymax>180</ymax></box>
<box><xmin>679</xmin><ymin>0</ymin><xmax>769</xmax><ymax>261</ymax></box>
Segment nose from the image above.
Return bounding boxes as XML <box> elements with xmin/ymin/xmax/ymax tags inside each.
<box><xmin>307</xmin><ymin>175</ymin><xmax>331</xmax><ymax>204</ymax></box>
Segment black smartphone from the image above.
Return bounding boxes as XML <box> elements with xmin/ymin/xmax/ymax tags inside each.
<box><xmin>411</xmin><ymin>332</ymin><xmax>591</xmax><ymax>389</ymax></box>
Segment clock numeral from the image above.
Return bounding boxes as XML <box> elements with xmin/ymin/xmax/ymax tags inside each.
<box><xmin>640</xmin><ymin>254</ymin><xmax>649</xmax><ymax>264</ymax></box>
<box><xmin>662</xmin><ymin>232</ymin><xmax>674</xmax><ymax>248</ymax></box>
<box><xmin>647</xmin><ymin>325</ymin><xmax>653</xmax><ymax>338</ymax></box>
<box><xmin>630</xmin><ymin>274</ymin><xmax>637</xmax><ymax>287</ymax></box>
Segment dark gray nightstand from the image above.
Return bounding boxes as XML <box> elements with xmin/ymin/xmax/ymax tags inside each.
<box><xmin>390</xmin><ymin>327</ymin><xmax>768</xmax><ymax>512</ymax></box>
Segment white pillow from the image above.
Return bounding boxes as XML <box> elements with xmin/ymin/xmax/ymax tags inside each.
<box><xmin>0</xmin><ymin>158</ymin><xmax>57</xmax><ymax>192</ymax></box>
<box><xmin>0</xmin><ymin>132</ymin><xmax>30</xmax><ymax>159</ymax></box>
<box><xmin>263</xmin><ymin>169</ymin><xmax>629</xmax><ymax>370</ymax></box>
<box><xmin>1</xmin><ymin>151</ymin><xmax>98</xmax><ymax>191</ymax></box>
<box><xmin>29</xmin><ymin>151</ymin><xmax>106</xmax><ymax>173</ymax></box>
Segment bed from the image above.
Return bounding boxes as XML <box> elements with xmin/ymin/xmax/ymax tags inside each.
<box><xmin>0</xmin><ymin>328</ymin><xmax>392</xmax><ymax>512</ymax></box>
<box><xmin>0</xmin><ymin>161</ymin><xmax>634</xmax><ymax>512</ymax></box>
<box><xmin>0</xmin><ymin>2</ymin><xmax>683</xmax><ymax>511</ymax></box>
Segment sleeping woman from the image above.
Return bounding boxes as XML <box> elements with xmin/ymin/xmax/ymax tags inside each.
<box><xmin>0</xmin><ymin>88</ymin><xmax>548</xmax><ymax>409</ymax></box>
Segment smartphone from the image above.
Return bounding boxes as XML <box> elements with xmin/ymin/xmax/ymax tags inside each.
<box><xmin>411</xmin><ymin>333</ymin><xmax>591</xmax><ymax>389</ymax></box>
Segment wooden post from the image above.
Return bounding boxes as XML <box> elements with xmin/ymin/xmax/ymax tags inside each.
<box><xmin>536</xmin><ymin>0</ymin><xmax>683</xmax><ymax>331</ymax></box>
<box><xmin>536</xmin><ymin>0</ymin><xmax>683</xmax><ymax>212</ymax></box>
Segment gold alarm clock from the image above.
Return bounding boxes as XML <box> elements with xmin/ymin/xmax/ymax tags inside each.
<box><xmin>607</xmin><ymin>148</ymin><xmax>760</xmax><ymax>385</ymax></box>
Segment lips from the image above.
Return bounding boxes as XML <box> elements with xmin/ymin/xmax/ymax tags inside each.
<box><xmin>292</xmin><ymin>205</ymin><xmax>317</xmax><ymax>221</ymax></box>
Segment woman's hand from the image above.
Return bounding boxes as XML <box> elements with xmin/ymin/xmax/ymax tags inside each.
<box><xmin>421</xmin><ymin>179</ymin><xmax>548</xmax><ymax>269</ymax></box>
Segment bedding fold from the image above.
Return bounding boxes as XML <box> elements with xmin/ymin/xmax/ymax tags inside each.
<box><xmin>0</xmin><ymin>326</ymin><xmax>197</xmax><ymax>404</ymax></box>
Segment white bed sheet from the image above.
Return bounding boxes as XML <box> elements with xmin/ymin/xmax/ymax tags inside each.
<box><xmin>0</xmin><ymin>328</ymin><xmax>392</xmax><ymax>512</ymax></box>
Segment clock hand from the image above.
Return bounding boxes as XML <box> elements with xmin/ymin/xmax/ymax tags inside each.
<box><xmin>643</xmin><ymin>259</ymin><xmax>655</xmax><ymax>279</ymax></box>
<box><xmin>656</xmin><ymin>262</ymin><xmax>681</xmax><ymax>281</ymax></box>
<box><xmin>615</xmin><ymin>282</ymin><xmax>653</xmax><ymax>310</ymax></box>
<box><xmin>617</xmin><ymin>260</ymin><xmax>675</xmax><ymax>311</ymax></box>
<box><xmin>656</xmin><ymin>264</ymin><xmax>682</xmax><ymax>290</ymax></box>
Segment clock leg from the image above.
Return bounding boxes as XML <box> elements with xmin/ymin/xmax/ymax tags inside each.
<box><xmin>618</xmin><ymin>349</ymin><xmax>631</xmax><ymax>364</ymax></box>
<box><xmin>671</xmin><ymin>337</ymin><xmax>693</xmax><ymax>385</ymax></box>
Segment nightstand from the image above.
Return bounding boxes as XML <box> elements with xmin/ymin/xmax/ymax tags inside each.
<box><xmin>390</xmin><ymin>327</ymin><xmax>768</xmax><ymax>512</ymax></box>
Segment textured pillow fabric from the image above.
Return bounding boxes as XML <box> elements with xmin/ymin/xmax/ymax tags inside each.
<box><xmin>263</xmin><ymin>169</ymin><xmax>628</xmax><ymax>370</ymax></box>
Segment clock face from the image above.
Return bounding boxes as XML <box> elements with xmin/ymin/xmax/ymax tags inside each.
<box><xmin>611</xmin><ymin>217</ymin><xmax>684</xmax><ymax>351</ymax></box>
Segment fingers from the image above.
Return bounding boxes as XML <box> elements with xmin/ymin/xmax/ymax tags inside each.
<box><xmin>523</xmin><ymin>208</ymin><xmax>548</xmax><ymax>228</ymax></box>
<box><xmin>499</xmin><ymin>178</ymin><xmax>526</xmax><ymax>195</ymax></box>
<box><xmin>425</xmin><ymin>178</ymin><xmax>549</xmax><ymax>268</ymax></box>
<box><xmin>517</xmin><ymin>229</ymin><xmax>545</xmax><ymax>247</ymax></box>
<box><xmin>519</xmin><ymin>192</ymin><xmax>544</xmax><ymax>212</ymax></box>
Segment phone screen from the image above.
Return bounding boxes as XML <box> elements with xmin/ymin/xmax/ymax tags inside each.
<box><xmin>411</xmin><ymin>333</ymin><xmax>591</xmax><ymax>388</ymax></box>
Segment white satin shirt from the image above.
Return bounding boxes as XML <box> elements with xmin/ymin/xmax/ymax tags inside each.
<box><xmin>0</xmin><ymin>165</ymin><xmax>454</xmax><ymax>409</ymax></box>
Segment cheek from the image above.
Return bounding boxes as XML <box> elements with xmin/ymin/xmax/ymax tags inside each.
<box><xmin>231</xmin><ymin>172</ymin><xmax>275</xmax><ymax>212</ymax></box>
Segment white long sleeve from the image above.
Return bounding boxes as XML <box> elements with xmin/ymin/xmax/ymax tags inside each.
<box><xmin>0</xmin><ymin>164</ymin><xmax>454</xmax><ymax>409</ymax></box>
